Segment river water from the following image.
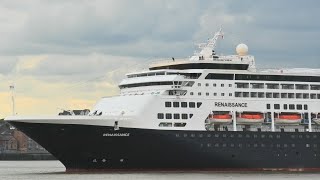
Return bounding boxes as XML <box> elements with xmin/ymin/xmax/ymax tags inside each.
<box><xmin>0</xmin><ymin>161</ymin><xmax>320</xmax><ymax>180</ymax></box>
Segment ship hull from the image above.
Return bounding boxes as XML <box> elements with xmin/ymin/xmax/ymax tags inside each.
<box><xmin>8</xmin><ymin>121</ymin><xmax>320</xmax><ymax>171</ymax></box>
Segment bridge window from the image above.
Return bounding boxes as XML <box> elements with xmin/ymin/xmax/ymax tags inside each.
<box><xmin>197</xmin><ymin>102</ymin><xmax>202</xmax><ymax>108</ymax></box>
<box><xmin>173</xmin><ymin>113</ymin><xmax>180</xmax><ymax>119</ymax></box>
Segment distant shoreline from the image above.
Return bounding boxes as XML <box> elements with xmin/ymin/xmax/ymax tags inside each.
<box><xmin>0</xmin><ymin>153</ymin><xmax>56</xmax><ymax>160</ymax></box>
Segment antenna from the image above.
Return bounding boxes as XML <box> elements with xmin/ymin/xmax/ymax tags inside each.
<box><xmin>197</xmin><ymin>28</ymin><xmax>224</xmax><ymax>58</ymax></box>
<box><xmin>10</xmin><ymin>85</ymin><xmax>15</xmax><ymax>116</ymax></box>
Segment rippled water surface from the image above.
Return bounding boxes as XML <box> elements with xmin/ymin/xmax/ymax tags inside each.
<box><xmin>0</xmin><ymin>161</ymin><xmax>320</xmax><ymax>180</ymax></box>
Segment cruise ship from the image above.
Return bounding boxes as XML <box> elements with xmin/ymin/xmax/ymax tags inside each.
<box><xmin>5</xmin><ymin>29</ymin><xmax>320</xmax><ymax>171</ymax></box>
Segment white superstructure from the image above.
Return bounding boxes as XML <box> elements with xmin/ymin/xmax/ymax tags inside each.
<box><xmin>6</xmin><ymin>29</ymin><xmax>320</xmax><ymax>133</ymax></box>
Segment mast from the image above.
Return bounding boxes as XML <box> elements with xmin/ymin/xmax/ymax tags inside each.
<box><xmin>197</xmin><ymin>28</ymin><xmax>224</xmax><ymax>58</ymax></box>
<box><xmin>10</xmin><ymin>85</ymin><xmax>15</xmax><ymax>116</ymax></box>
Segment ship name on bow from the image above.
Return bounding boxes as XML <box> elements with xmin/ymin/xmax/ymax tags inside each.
<box><xmin>103</xmin><ymin>133</ymin><xmax>130</xmax><ymax>137</ymax></box>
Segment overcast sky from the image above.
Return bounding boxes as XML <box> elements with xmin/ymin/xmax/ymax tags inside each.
<box><xmin>1</xmin><ymin>0</ymin><xmax>320</xmax><ymax>117</ymax></box>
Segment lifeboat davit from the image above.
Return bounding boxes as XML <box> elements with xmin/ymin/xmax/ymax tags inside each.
<box><xmin>237</xmin><ymin>112</ymin><xmax>264</xmax><ymax>124</ymax></box>
<box><xmin>275</xmin><ymin>113</ymin><xmax>301</xmax><ymax>124</ymax></box>
<box><xmin>208</xmin><ymin>113</ymin><xmax>232</xmax><ymax>124</ymax></box>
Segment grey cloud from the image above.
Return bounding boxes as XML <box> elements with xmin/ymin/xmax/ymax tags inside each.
<box><xmin>0</xmin><ymin>0</ymin><xmax>319</xmax><ymax>67</ymax></box>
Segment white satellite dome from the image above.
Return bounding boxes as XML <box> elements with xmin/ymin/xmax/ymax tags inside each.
<box><xmin>236</xmin><ymin>43</ymin><xmax>248</xmax><ymax>56</ymax></box>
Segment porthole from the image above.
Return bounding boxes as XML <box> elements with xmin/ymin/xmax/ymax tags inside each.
<box><xmin>199</xmin><ymin>134</ymin><xmax>203</xmax><ymax>138</ymax></box>
<box><xmin>313</xmin><ymin>135</ymin><xmax>318</xmax><ymax>138</ymax></box>
<box><xmin>222</xmin><ymin>143</ymin><xmax>227</xmax><ymax>147</ymax></box>
<box><xmin>207</xmin><ymin>134</ymin><xmax>211</xmax><ymax>138</ymax></box>
<box><xmin>215</xmin><ymin>134</ymin><xmax>219</xmax><ymax>138</ymax></box>
<box><xmin>269</xmin><ymin>135</ymin><xmax>273</xmax><ymax>138</ymax></box>
<box><xmin>306</xmin><ymin>135</ymin><xmax>310</xmax><ymax>138</ymax></box>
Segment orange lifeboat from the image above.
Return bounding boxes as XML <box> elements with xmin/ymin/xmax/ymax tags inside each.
<box><xmin>275</xmin><ymin>113</ymin><xmax>301</xmax><ymax>124</ymax></box>
<box><xmin>208</xmin><ymin>112</ymin><xmax>232</xmax><ymax>124</ymax></box>
<box><xmin>236</xmin><ymin>112</ymin><xmax>264</xmax><ymax>124</ymax></box>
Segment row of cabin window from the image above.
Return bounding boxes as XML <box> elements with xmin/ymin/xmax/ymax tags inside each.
<box><xmin>200</xmin><ymin>143</ymin><xmax>317</xmax><ymax>149</ymax></box>
<box><xmin>190</xmin><ymin>92</ymin><xmax>233</xmax><ymax>97</ymax></box>
<box><xmin>267</xmin><ymin>104</ymin><xmax>308</xmax><ymax>110</ymax></box>
<box><xmin>177</xmin><ymin>133</ymin><xmax>317</xmax><ymax>139</ymax></box>
<box><xmin>159</xmin><ymin>122</ymin><xmax>186</xmax><ymax>127</ymax></box>
<box><xmin>157</xmin><ymin>113</ymin><xmax>193</xmax><ymax>119</ymax></box>
<box><xmin>236</xmin><ymin>83</ymin><xmax>320</xmax><ymax>90</ymax></box>
<box><xmin>165</xmin><ymin>101</ymin><xmax>202</xmax><ymax>108</ymax></box>
<box><xmin>235</xmin><ymin>92</ymin><xmax>320</xmax><ymax>99</ymax></box>
<box><xmin>198</xmin><ymin>83</ymin><xmax>233</xmax><ymax>87</ymax></box>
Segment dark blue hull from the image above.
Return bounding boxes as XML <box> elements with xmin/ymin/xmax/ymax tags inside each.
<box><xmin>8</xmin><ymin>121</ymin><xmax>320</xmax><ymax>171</ymax></box>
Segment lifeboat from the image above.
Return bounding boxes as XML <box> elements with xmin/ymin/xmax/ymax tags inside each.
<box><xmin>207</xmin><ymin>112</ymin><xmax>232</xmax><ymax>124</ymax></box>
<box><xmin>236</xmin><ymin>112</ymin><xmax>264</xmax><ymax>124</ymax></box>
<box><xmin>275</xmin><ymin>113</ymin><xmax>301</xmax><ymax>124</ymax></box>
